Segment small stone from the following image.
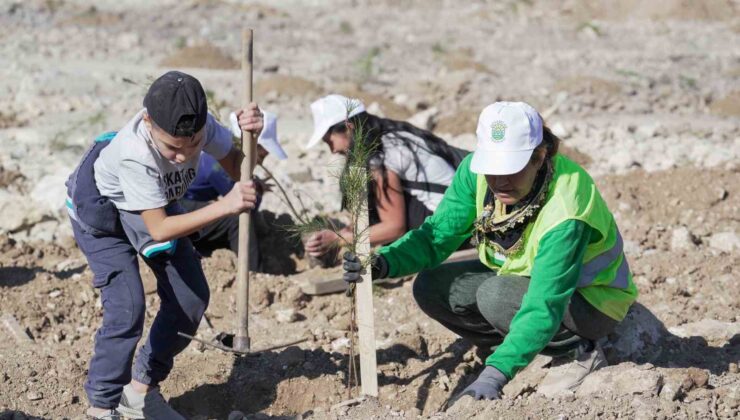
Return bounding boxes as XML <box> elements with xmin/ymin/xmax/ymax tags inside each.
<box><xmin>227</xmin><ymin>410</ymin><xmax>247</xmax><ymax>420</ymax></box>
<box><xmin>251</xmin><ymin>283</ymin><xmax>273</xmax><ymax>309</ymax></box>
<box><xmin>26</xmin><ymin>391</ymin><xmax>43</xmax><ymax>401</ymax></box>
<box><xmin>436</xmin><ymin>369</ymin><xmax>451</xmax><ymax>391</ymax></box>
<box><xmin>560</xmin><ymin>391</ymin><xmax>575</xmax><ymax>402</ymax></box>
<box><xmin>729</xmin><ymin>363</ymin><xmax>739</xmax><ymax>374</ymax></box>
<box><xmin>454</xmin><ymin>364</ymin><xmax>471</xmax><ymax>376</ymax></box>
<box><xmin>660</xmin><ymin>381</ymin><xmax>681</xmax><ymax>401</ymax></box>
<box><xmin>670</xmin><ymin>226</ymin><xmax>697</xmax><ymax>251</ymax></box>
<box><xmin>48</xmin><ymin>290</ymin><xmax>62</xmax><ymax>298</ymax></box>
<box><xmin>275</xmin><ymin>308</ymin><xmax>298</xmax><ymax>323</ymax></box>
<box><xmin>686</xmin><ymin>367</ymin><xmax>710</xmax><ymax>389</ymax></box>
<box><xmin>331</xmin><ymin>337</ymin><xmax>350</xmax><ymax>351</ymax></box>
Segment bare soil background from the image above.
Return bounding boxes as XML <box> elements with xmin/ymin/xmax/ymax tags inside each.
<box><xmin>1</xmin><ymin>0</ymin><xmax>739</xmax><ymax>419</ymax></box>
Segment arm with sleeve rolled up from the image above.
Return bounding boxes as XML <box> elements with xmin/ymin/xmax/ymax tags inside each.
<box><xmin>213</xmin><ymin>103</ymin><xmax>264</xmax><ymax>182</ymax></box>
<box><xmin>377</xmin><ymin>154</ymin><xmax>478</xmax><ymax>277</ymax></box>
<box><xmin>332</xmin><ymin>169</ymin><xmax>407</xmax><ymax>250</ymax></box>
<box><xmin>141</xmin><ymin>182</ymin><xmax>257</xmax><ymax>242</ymax></box>
<box><xmin>118</xmin><ymin>153</ymin><xmax>256</xmax><ymax>243</ymax></box>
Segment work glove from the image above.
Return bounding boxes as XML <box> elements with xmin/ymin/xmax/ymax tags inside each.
<box><xmin>453</xmin><ymin>366</ymin><xmax>508</xmax><ymax>402</ymax></box>
<box><xmin>342</xmin><ymin>252</ymin><xmax>389</xmax><ymax>283</ymax></box>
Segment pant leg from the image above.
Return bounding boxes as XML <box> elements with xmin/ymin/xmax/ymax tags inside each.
<box><xmin>71</xmin><ymin>219</ymin><xmax>145</xmax><ymax>409</ymax></box>
<box><xmin>475</xmin><ymin>276</ymin><xmax>618</xmax><ymax>355</ymax></box>
<box><xmin>562</xmin><ymin>291</ymin><xmax>619</xmax><ymax>341</ymax></box>
<box><xmin>132</xmin><ymin>237</ymin><xmax>210</xmax><ymax>386</ymax></box>
<box><xmin>412</xmin><ymin>259</ymin><xmax>505</xmax><ymax>349</ymax></box>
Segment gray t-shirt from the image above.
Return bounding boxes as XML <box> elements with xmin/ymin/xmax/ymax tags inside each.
<box><xmin>94</xmin><ymin>109</ymin><xmax>234</xmax><ymax>211</ymax></box>
<box><xmin>370</xmin><ymin>132</ymin><xmax>456</xmax><ymax>211</ymax></box>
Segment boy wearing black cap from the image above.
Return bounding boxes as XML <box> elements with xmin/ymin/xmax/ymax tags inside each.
<box><xmin>65</xmin><ymin>71</ymin><xmax>263</xmax><ymax>419</ymax></box>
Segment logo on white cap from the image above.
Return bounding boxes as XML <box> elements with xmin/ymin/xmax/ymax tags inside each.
<box><xmin>491</xmin><ymin>121</ymin><xmax>507</xmax><ymax>142</ymax></box>
<box><xmin>470</xmin><ymin>101</ymin><xmax>543</xmax><ymax>176</ymax></box>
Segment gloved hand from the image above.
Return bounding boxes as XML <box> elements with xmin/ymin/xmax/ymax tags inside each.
<box><xmin>454</xmin><ymin>366</ymin><xmax>508</xmax><ymax>402</ymax></box>
<box><xmin>342</xmin><ymin>252</ymin><xmax>389</xmax><ymax>283</ymax></box>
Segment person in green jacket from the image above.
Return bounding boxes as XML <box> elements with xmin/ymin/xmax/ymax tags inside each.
<box><xmin>343</xmin><ymin>101</ymin><xmax>638</xmax><ymax>400</ymax></box>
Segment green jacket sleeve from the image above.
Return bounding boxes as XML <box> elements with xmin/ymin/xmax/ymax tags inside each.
<box><xmin>485</xmin><ymin>219</ymin><xmax>591</xmax><ymax>379</ymax></box>
<box><xmin>378</xmin><ymin>154</ymin><xmax>477</xmax><ymax>277</ymax></box>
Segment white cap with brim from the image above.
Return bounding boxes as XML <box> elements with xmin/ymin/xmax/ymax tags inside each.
<box><xmin>470</xmin><ymin>101</ymin><xmax>543</xmax><ymax>175</ymax></box>
<box><xmin>229</xmin><ymin>110</ymin><xmax>287</xmax><ymax>160</ymax></box>
<box><xmin>306</xmin><ymin>94</ymin><xmax>366</xmax><ymax>149</ymax></box>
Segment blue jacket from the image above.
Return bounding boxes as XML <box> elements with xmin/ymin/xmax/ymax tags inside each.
<box><xmin>184</xmin><ymin>153</ymin><xmax>235</xmax><ymax>202</ymax></box>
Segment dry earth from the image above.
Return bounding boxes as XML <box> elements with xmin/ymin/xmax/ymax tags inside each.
<box><xmin>1</xmin><ymin>0</ymin><xmax>739</xmax><ymax>419</ymax></box>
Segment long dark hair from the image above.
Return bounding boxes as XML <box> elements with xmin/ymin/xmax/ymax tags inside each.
<box><xmin>330</xmin><ymin>112</ymin><xmax>461</xmax><ymax>211</ymax></box>
<box><xmin>540</xmin><ymin>123</ymin><xmax>561</xmax><ymax>160</ymax></box>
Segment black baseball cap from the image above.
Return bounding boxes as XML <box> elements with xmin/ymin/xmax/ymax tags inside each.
<box><xmin>143</xmin><ymin>71</ymin><xmax>208</xmax><ymax>137</ymax></box>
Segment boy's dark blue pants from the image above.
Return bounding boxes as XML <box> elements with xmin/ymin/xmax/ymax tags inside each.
<box><xmin>67</xmin><ymin>138</ymin><xmax>209</xmax><ymax>409</ymax></box>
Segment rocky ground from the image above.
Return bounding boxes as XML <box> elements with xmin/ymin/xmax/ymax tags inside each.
<box><xmin>1</xmin><ymin>0</ymin><xmax>739</xmax><ymax>419</ymax></box>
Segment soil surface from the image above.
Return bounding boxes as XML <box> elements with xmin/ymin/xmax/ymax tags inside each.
<box><xmin>1</xmin><ymin>1</ymin><xmax>739</xmax><ymax>419</ymax></box>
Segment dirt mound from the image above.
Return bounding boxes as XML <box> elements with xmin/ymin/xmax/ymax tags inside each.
<box><xmin>160</xmin><ymin>44</ymin><xmax>239</xmax><ymax>70</ymax></box>
<box><xmin>553</xmin><ymin>76</ymin><xmax>622</xmax><ymax>96</ymax></box>
<box><xmin>563</xmin><ymin>0</ymin><xmax>737</xmax><ymax>21</ymax></box>
<box><xmin>438</xmin><ymin>49</ymin><xmax>494</xmax><ymax>75</ymax></box>
<box><xmin>333</xmin><ymin>84</ymin><xmax>412</xmax><ymax>121</ymax></box>
<box><xmin>435</xmin><ymin>107</ymin><xmax>479</xmax><ymax>137</ymax></box>
<box><xmin>57</xmin><ymin>6</ymin><xmax>123</xmax><ymax>27</ymax></box>
<box><xmin>255</xmin><ymin>75</ymin><xmax>322</xmax><ymax>100</ymax></box>
<box><xmin>710</xmin><ymin>90</ymin><xmax>740</xmax><ymax>117</ymax></box>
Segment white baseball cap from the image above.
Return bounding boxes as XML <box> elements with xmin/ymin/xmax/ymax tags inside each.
<box><xmin>229</xmin><ymin>110</ymin><xmax>287</xmax><ymax>160</ymax></box>
<box><xmin>306</xmin><ymin>94</ymin><xmax>366</xmax><ymax>149</ymax></box>
<box><xmin>470</xmin><ymin>102</ymin><xmax>543</xmax><ymax>175</ymax></box>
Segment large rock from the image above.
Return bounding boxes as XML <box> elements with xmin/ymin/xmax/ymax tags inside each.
<box><xmin>504</xmin><ymin>354</ymin><xmax>552</xmax><ymax>398</ymax></box>
<box><xmin>408</xmin><ymin>107</ymin><xmax>438</xmax><ymax>130</ymax></box>
<box><xmin>708</xmin><ymin>232</ymin><xmax>740</xmax><ymax>253</ymax></box>
<box><xmin>30</xmin><ymin>173</ymin><xmax>69</xmax><ymax>213</ymax></box>
<box><xmin>670</xmin><ymin>226</ymin><xmax>697</xmax><ymax>251</ymax></box>
<box><xmin>0</xmin><ymin>190</ymin><xmax>44</xmax><ymax>233</ymax></box>
<box><xmin>604</xmin><ymin>303</ymin><xmax>669</xmax><ymax>363</ymax></box>
<box><xmin>576</xmin><ymin>365</ymin><xmax>663</xmax><ymax>398</ymax></box>
<box><xmin>669</xmin><ymin>319</ymin><xmax>740</xmax><ymax>345</ymax></box>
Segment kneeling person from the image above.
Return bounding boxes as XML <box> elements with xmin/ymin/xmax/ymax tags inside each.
<box><xmin>344</xmin><ymin>102</ymin><xmax>637</xmax><ymax>401</ymax></box>
<box><xmin>182</xmin><ymin>111</ymin><xmax>287</xmax><ymax>271</ymax></box>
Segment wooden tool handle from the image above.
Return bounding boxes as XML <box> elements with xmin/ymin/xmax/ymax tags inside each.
<box><xmin>235</xmin><ymin>28</ymin><xmax>255</xmax><ymax>352</ymax></box>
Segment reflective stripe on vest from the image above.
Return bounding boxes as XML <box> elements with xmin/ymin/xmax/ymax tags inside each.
<box><xmin>578</xmin><ymin>228</ymin><xmax>630</xmax><ymax>289</ymax></box>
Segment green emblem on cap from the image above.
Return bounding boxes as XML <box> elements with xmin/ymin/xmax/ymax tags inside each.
<box><xmin>491</xmin><ymin>121</ymin><xmax>507</xmax><ymax>142</ymax></box>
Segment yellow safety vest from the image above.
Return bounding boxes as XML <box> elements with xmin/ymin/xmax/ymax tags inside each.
<box><xmin>475</xmin><ymin>154</ymin><xmax>638</xmax><ymax>321</ymax></box>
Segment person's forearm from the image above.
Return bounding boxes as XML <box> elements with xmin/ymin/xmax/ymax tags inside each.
<box><xmin>485</xmin><ymin>220</ymin><xmax>589</xmax><ymax>379</ymax></box>
<box><xmin>368</xmin><ymin>222</ymin><xmax>406</xmax><ymax>247</ymax></box>
<box><xmin>219</xmin><ymin>147</ymin><xmax>244</xmax><ymax>181</ymax></box>
<box><xmin>150</xmin><ymin>201</ymin><xmax>230</xmax><ymax>242</ymax></box>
